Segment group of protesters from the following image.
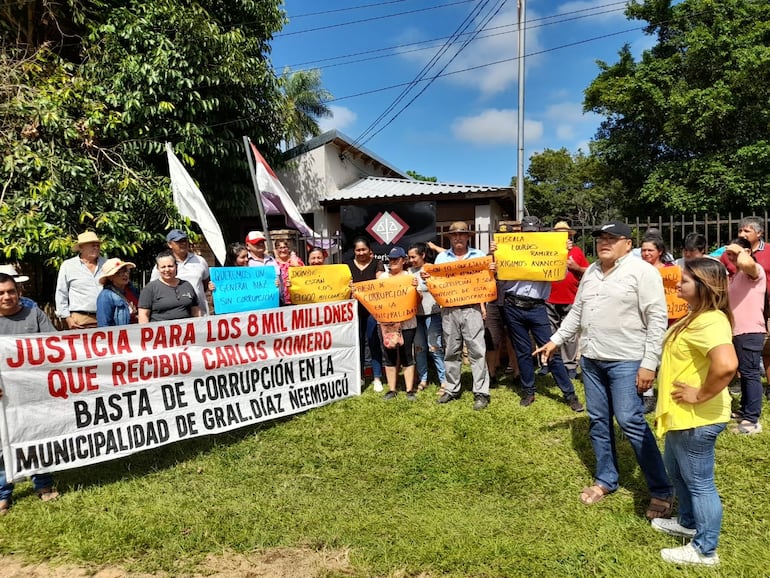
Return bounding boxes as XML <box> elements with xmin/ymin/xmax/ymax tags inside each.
<box><xmin>2</xmin><ymin>216</ymin><xmax>767</xmax><ymax>568</ymax></box>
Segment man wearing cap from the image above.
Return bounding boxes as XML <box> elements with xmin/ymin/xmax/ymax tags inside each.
<box><xmin>492</xmin><ymin>216</ymin><xmax>584</xmax><ymax>412</ymax></box>
<box><xmin>0</xmin><ymin>265</ymin><xmax>37</xmax><ymax>309</ymax></box>
<box><xmin>0</xmin><ymin>273</ymin><xmax>60</xmax><ymax>511</ymax></box>
<box><xmin>151</xmin><ymin>229</ymin><xmax>211</xmax><ymax>315</ymax></box>
<box><xmin>430</xmin><ymin>221</ymin><xmax>491</xmax><ymax>410</ymax></box>
<box><xmin>535</xmin><ymin>221</ymin><xmax>673</xmax><ymax>517</ymax></box>
<box><xmin>546</xmin><ymin>221</ymin><xmax>589</xmax><ymax>380</ymax></box>
<box><xmin>55</xmin><ymin>231</ymin><xmax>107</xmax><ymax>329</ymax></box>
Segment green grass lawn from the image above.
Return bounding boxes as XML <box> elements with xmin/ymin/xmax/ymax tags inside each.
<box><xmin>1</xmin><ymin>373</ymin><xmax>769</xmax><ymax>577</ymax></box>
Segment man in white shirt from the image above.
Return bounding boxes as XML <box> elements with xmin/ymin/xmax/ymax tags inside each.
<box><xmin>536</xmin><ymin>221</ymin><xmax>673</xmax><ymax>518</ymax></box>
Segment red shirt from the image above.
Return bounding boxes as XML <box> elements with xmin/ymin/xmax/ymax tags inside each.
<box><xmin>548</xmin><ymin>245</ymin><xmax>589</xmax><ymax>304</ymax></box>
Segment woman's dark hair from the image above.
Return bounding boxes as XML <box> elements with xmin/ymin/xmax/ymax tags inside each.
<box><xmin>683</xmin><ymin>232</ymin><xmax>707</xmax><ymax>253</ymax></box>
<box><xmin>155</xmin><ymin>249</ymin><xmax>176</xmax><ymax>265</ymax></box>
<box><xmin>641</xmin><ymin>233</ymin><xmax>673</xmax><ymax>264</ymax></box>
<box><xmin>352</xmin><ymin>236</ymin><xmax>372</xmax><ymax>249</ymax></box>
<box><xmin>225</xmin><ymin>242</ymin><xmax>248</xmax><ymax>266</ymax></box>
<box><xmin>730</xmin><ymin>237</ymin><xmax>756</xmax><ymax>261</ymax></box>
<box><xmin>408</xmin><ymin>242</ymin><xmax>427</xmax><ymax>257</ymax></box>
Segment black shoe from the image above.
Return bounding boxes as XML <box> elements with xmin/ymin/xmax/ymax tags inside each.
<box><xmin>383</xmin><ymin>390</ymin><xmax>397</xmax><ymax>400</ymax></box>
<box><xmin>566</xmin><ymin>395</ymin><xmax>584</xmax><ymax>412</ymax></box>
<box><xmin>520</xmin><ymin>393</ymin><xmax>535</xmax><ymax>407</ymax></box>
<box><xmin>473</xmin><ymin>394</ymin><xmax>490</xmax><ymax>411</ymax></box>
<box><xmin>406</xmin><ymin>391</ymin><xmax>417</xmax><ymax>401</ymax></box>
<box><xmin>642</xmin><ymin>396</ymin><xmax>656</xmax><ymax>414</ymax></box>
<box><xmin>437</xmin><ymin>392</ymin><xmax>458</xmax><ymax>404</ymax></box>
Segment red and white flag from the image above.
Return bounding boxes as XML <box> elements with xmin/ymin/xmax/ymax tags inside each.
<box><xmin>166</xmin><ymin>143</ymin><xmax>227</xmax><ymax>264</ymax></box>
<box><xmin>249</xmin><ymin>142</ymin><xmax>333</xmax><ymax>249</ymax></box>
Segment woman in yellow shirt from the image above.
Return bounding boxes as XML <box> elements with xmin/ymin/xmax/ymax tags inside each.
<box><xmin>653</xmin><ymin>258</ymin><xmax>738</xmax><ymax>566</ymax></box>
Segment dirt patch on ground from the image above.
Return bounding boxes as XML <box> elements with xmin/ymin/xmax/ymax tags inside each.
<box><xmin>0</xmin><ymin>547</ymin><xmax>356</xmax><ymax>577</ymax></box>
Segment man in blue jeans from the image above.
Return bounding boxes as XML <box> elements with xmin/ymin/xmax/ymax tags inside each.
<box><xmin>492</xmin><ymin>216</ymin><xmax>584</xmax><ymax>412</ymax></box>
<box><xmin>535</xmin><ymin>221</ymin><xmax>674</xmax><ymax>519</ymax></box>
<box><xmin>0</xmin><ymin>273</ymin><xmax>60</xmax><ymax>514</ymax></box>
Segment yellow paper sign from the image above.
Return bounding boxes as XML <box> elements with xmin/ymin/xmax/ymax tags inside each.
<box><xmin>659</xmin><ymin>265</ymin><xmax>688</xmax><ymax>320</ymax></box>
<box><xmin>352</xmin><ymin>274</ymin><xmax>419</xmax><ymax>323</ymax></box>
<box><xmin>494</xmin><ymin>232</ymin><xmax>568</xmax><ymax>281</ymax></box>
<box><xmin>288</xmin><ymin>265</ymin><xmax>352</xmax><ymax>304</ymax></box>
<box><xmin>423</xmin><ymin>256</ymin><xmax>497</xmax><ymax>307</ymax></box>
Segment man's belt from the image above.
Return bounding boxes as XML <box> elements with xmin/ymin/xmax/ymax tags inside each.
<box><xmin>71</xmin><ymin>310</ymin><xmax>97</xmax><ymax>315</ymax></box>
<box><xmin>505</xmin><ymin>293</ymin><xmax>545</xmax><ymax>310</ymax></box>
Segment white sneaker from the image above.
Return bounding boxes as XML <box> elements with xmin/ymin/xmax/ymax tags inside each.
<box><xmin>651</xmin><ymin>517</ymin><xmax>696</xmax><ymax>539</ymax></box>
<box><xmin>661</xmin><ymin>543</ymin><xmax>719</xmax><ymax>566</ymax></box>
<box><xmin>372</xmin><ymin>378</ymin><xmax>384</xmax><ymax>392</ymax></box>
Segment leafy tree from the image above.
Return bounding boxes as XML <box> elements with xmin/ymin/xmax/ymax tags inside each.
<box><xmin>1</xmin><ymin>0</ymin><xmax>287</xmax><ymax>268</ymax></box>
<box><xmin>281</xmin><ymin>68</ymin><xmax>332</xmax><ymax>149</ymax></box>
<box><xmin>519</xmin><ymin>148</ymin><xmax>623</xmax><ymax>226</ymax></box>
<box><xmin>406</xmin><ymin>170</ymin><xmax>437</xmax><ymax>182</ymax></box>
<box><xmin>584</xmin><ymin>0</ymin><xmax>770</xmax><ymax>215</ymax></box>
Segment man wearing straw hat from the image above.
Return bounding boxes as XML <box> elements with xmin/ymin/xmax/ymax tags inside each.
<box><xmin>55</xmin><ymin>231</ymin><xmax>107</xmax><ymax>329</ymax></box>
<box><xmin>429</xmin><ymin>221</ymin><xmax>492</xmax><ymax>410</ymax></box>
<box><xmin>546</xmin><ymin>221</ymin><xmax>589</xmax><ymax>380</ymax></box>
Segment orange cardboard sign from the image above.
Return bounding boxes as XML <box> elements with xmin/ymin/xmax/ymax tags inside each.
<box><xmin>660</xmin><ymin>265</ymin><xmax>689</xmax><ymax>320</ymax></box>
<box><xmin>423</xmin><ymin>256</ymin><xmax>497</xmax><ymax>307</ymax></box>
<box><xmin>352</xmin><ymin>274</ymin><xmax>419</xmax><ymax>323</ymax></box>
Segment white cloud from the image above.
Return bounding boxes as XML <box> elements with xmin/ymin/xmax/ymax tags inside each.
<box><xmin>451</xmin><ymin>108</ymin><xmax>543</xmax><ymax>145</ymax></box>
<box><xmin>318</xmin><ymin>105</ymin><xmax>357</xmax><ymax>133</ymax></box>
<box><xmin>396</xmin><ymin>4</ymin><xmax>546</xmax><ymax>97</ymax></box>
<box><xmin>541</xmin><ymin>101</ymin><xmax>601</xmax><ymax>149</ymax></box>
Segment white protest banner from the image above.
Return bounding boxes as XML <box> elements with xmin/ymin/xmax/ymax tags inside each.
<box><xmin>0</xmin><ymin>301</ymin><xmax>360</xmax><ymax>481</ymax></box>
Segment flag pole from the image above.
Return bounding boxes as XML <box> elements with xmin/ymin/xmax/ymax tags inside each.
<box><xmin>242</xmin><ymin>136</ymin><xmax>273</xmax><ymax>250</ymax></box>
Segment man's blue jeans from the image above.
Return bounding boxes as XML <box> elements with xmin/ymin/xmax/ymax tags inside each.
<box><xmin>581</xmin><ymin>357</ymin><xmax>672</xmax><ymax>498</ymax></box>
<box><xmin>0</xmin><ymin>455</ymin><xmax>53</xmax><ymax>503</ymax></box>
<box><xmin>733</xmin><ymin>332</ymin><xmax>764</xmax><ymax>423</ymax></box>
<box><xmin>414</xmin><ymin>313</ymin><xmax>446</xmax><ymax>384</ymax></box>
<box><xmin>503</xmin><ymin>302</ymin><xmax>576</xmax><ymax>398</ymax></box>
<box><xmin>664</xmin><ymin>423</ymin><xmax>726</xmax><ymax>556</ymax></box>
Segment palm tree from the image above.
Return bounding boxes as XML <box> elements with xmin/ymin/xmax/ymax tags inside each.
<box><xmin>281</xmin><ymin>68</ymin><xmax>333</xmax><ymax>149</ymax></box>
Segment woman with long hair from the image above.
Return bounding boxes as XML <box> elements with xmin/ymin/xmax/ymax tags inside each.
<box><xmin>346</xmin><ymin>236</ymin><xmax>384</xmax><ymax>391</ymax></box>
<box><xmin>653</xmin><ymin>258</ymin><xmax>737</xmax><ymax>566</ymax></box>
<box><xmin>225</xmin><ymin>242</ymin><xmax>250</xmax><ymax>267</ymax></box>
<box><xmin>407</xmin><ymin>241</ymin><xmax>446</xmax><ymax>392</ymax></box>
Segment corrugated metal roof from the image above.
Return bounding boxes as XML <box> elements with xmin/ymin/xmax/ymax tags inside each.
<box><xmin>322</xmin><ymin>176</ymin><xmax>514</xmax><ymax>202</ymax></box>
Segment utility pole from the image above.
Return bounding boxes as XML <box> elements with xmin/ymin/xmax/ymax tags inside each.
<box><xmin>516</xmin><ymin>0</ymin><xmax>526</xmax><ymax>220</ymax></box>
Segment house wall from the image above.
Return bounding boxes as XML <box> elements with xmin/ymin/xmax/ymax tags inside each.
<box><xmin>278</xmin><ymin>142</ymin><xmax>404</xmax><ymax>238</ymax></box>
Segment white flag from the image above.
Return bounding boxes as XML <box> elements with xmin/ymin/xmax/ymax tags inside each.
<box><xmin>166</xmin><ymin>142</ymin><xmax>227</xmax><ymax>265</ymax></box>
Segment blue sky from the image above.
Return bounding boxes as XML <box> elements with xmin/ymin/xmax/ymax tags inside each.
<box><xmin>271</xmin><ymin>0</ymin><xmax>656</xmax><ymax>186</ymax></box>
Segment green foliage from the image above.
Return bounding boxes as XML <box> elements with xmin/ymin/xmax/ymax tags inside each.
<box><xmin>0</xmin><ymin>0</ymin><xmax>288</xmax><ymax>266</ymax></box>
<box><xmin>0</xmin><ymin>378</ymin><xmax>768</xmax><ymax>576</ymax></box>
<box><xmin>584</xmin><ymin>0</ymin><xmax>770</xmax><ymax>215</ymax></box>
<box><xmin>406</xmin><ymin>170</ymin><xmax>438</xmax><ymax>182</ymax></box>
<box><xmin>522</xmin><ymin>148</ymin><xmax>624</xmax><ymax>226</ymax></box>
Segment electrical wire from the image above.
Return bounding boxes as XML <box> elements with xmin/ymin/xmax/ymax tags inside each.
<box><xmin>275</xmin><ymin>0</ymin><xmax>477</xmax><ymax>37</ymax></box>
<box><xmin>280</xmin><ymin>5</ymin><xmax>627</xmax><ymax>72</ymax></box>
